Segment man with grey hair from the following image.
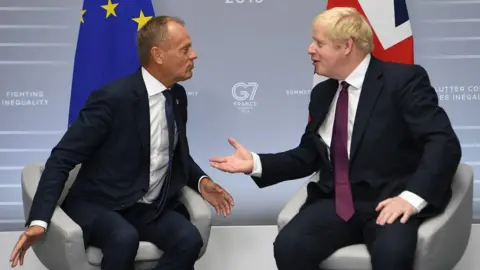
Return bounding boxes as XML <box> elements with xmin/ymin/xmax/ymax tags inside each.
<box><xmin>210</xmin><ymin>7</ymin><xmax>461</xmax><ymax>270</ymax></box>
<box><xmin>10</xmin><ymin>16</ymin><xmax>233</xmax><ymax>270</ymax></box>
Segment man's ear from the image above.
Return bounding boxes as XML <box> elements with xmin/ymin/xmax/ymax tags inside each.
<box><xmin>151</xmin><ymin>46</ymin><xmax>164</xmax><ymax>65</ymax></box>
<box><xmin>343</xmin><ymin>38</ymin><xmax>354</xmax><ymax>56</ymax></box>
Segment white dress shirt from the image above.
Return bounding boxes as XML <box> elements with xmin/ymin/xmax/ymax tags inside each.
<box><xmin>139</xmin><ymin>66</ymin><xmax>177</xmax><ymax>203</ymax></box>
<box><xmin>250</xmin><ymin>54</ymin><xmax>427</xmax><ymax>213</ymax></box>
<box><xmin>30</xmin><ymin>67</ymin><xmax>207</xmax><ymax>230</ymax></box>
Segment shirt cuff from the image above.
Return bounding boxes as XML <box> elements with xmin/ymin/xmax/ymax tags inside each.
<box><xmin>399</xmin><ymin>191</ymin><xmax>428</xmax><ymax>213</ymax></box>
<box><xmin>198</xmin><ymin>175</ymin><xmax>209</xmax><ymax>191</ymax></box>
<box><xmin>249</xmin><ymin>152</ymin><xmax>262</xmax><ymax>177</ymax></box>
<box><xmin>29</xmin><ymin>220</ymin><xmax>48</xmax><ymax>231</ymax></box>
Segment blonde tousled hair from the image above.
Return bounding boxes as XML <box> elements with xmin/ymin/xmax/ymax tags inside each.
<box><xmin>312</xmin><ymin>7</ymin><xmax>374</xmax><ymax>54</ymax></box>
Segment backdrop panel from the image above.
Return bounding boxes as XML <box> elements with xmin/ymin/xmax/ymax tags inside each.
<box><xmin>0</xmin><ymin>0</ymin><xmax>479</xmax><ymax>230</ymax></box>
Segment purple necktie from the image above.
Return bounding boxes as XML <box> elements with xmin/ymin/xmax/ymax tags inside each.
<box><xmin>331</xmin><ymin>81</ymin><xmax>354</xmax><ymax>221</ymax></box>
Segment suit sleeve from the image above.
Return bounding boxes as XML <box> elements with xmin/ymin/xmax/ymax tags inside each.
<box><xmin>27</xmin><ymin>89</ymin><xmax>114</xmax><ymax>225</ymax></box>
<box><xmin>251</xmin><ymin>90</ymin><xmax>322</xmax><ymax>188</ymax></box>
<box><xmin>398</xmin><ymin>65</ymin><xmax>461</xmax><ymax>209</ymax></box>
<box><xmin>177</xmin><ymin>85</ymin><xmax>208</xmax><ymax>192</ymax></box>
<box><xmin>188</xmin><ymin>155</ymin><xmax>208</xmax><ymax>192</ymax></box>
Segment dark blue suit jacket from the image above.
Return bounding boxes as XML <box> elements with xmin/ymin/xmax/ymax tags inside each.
<box><xmin>252</xmin><ymin>57</ymin><xmax>462</xmax><ymax>218</ymax></box>
<box><xmin>27</xmin><ymin>69</ymin><xmax>207</xmax><ymax>230</ymax></box>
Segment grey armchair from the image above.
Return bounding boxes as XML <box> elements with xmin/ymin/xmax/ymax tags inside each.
<box><xmin>277</xmin><ymin>163</ymin><xmax>473</xmax><ymax>270</ymax></box>
<box><xmin>21</xmin><ymin>161</ymin><xmax>213</xmax><ymax>270</ymax></box>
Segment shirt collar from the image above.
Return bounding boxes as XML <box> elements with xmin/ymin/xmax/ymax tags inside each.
<box><xmin>341</xmin><ymin>53</ymin><xmax>371</xmax><ymax>90</ymax></box>
<box><xmin>141</xmin><ymin>66</ymin><xmax>168</xmax><ymax>97</ymax></box>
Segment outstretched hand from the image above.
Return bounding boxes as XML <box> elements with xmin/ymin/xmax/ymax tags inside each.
<box><xmin>10</xmin><ymin>226</ymin><xmax>45</xmax><ymax>267</ymax></box>
<box><xmin>209</xmin><ymin>138</ymin><xmax>254</xmax><ymax>174</ymax></box>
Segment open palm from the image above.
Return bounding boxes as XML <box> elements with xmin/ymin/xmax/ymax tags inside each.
<box><xmin>210</xmin><ymin>138</ymin><xmax>254</xmax><ymax>174</ymax></box>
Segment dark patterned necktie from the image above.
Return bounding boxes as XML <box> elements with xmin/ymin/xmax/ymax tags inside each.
<box><xmin>331</xmin><ymin>81</ymin><xmax>354</xmax><ymax>221</ymax></box>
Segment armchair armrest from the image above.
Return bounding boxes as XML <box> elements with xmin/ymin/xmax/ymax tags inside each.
<box><xmin>33</xmin><ymin>207</ymin><xmax>91</xmax><ymax>270</ymax></box>
<box><xmin>21</xmin><ymin>162</ymin><xmax>90</xmax><ymax>270</ymax></box>
<box><xmin>277</xmin><ymin>172</ymin><xmax>319</xmax><ymax>231</ymax></box>
<box><xmin>414</xmin><ymin>163</ymin><xmax>473</xmax><ymax>269</ymax></box>
<box><xmin>178</xmin><ymin>186</ymin><xmax>212</xmax><ymax>257</ymax></box>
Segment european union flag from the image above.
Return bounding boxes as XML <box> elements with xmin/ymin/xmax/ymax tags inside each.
<box><xmin>68</xmin><ymin>0</ymin><xmax>155</xmax><ymax>125</ymax></box>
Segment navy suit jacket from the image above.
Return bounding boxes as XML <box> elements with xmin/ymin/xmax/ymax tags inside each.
<box><xmin>27</xmin><ymin>69</ymin><xmax>206</xmax><ymax>226</ymax></box>
<box><xmin>252</xmin><ymin>57</ymin><xmax>461</xmax><ymax>218</ymax></box>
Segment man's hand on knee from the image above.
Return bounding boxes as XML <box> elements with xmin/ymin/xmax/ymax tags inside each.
<box><xmin>375</xmin><ymin>197</ymin><xmax>417</xmax><ymax>226</ymax></box>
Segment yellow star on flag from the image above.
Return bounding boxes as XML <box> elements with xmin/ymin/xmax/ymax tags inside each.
<box><xmin>80</xmin><ymin>10</ymin><xmax>86</xmax><ymax>23</ymax></box>
<box><xmin>132</xmin><ymin>10</ymin><xmax>152</xmax><ymax>31</ymax></box>
<box><xmin>101</xmin><ymin>0</ymin><xmax>119</xmax><ymax>18</ymax></box>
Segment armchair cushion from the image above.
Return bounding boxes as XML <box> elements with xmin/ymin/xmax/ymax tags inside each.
<box><xmin>87</xmin><ymin>242</ymin><xmax>162</xmax><ymax>266</ymax></box>
<box><xmin>319</xmin><ymin>245</ymin><xmax>370</xmax><ymax>270</ymax></box>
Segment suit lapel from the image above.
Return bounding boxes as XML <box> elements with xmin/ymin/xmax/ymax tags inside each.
<box><xmin>309</xmin><ymin>79</ymin><xmax>338</xmax><ymax>133</ymax></box>
<box><xmin>170</xmin><ymin>85</ymin><xmax>190</xmax><ymax>180</ymax></box>
<box><xmin>350</xmin><ymin>58</ymin><xmax>384</xmax><ymax>162</ymax></box>
<box><xmin>132</xmin><ymin>69</ymin><xmax>150</xmax><ymax>158</ymax></box>
<box><xmin>170</xmin><ymin>84</ymin><xmax>184</xmax><ymax>141</ymax></box>
<box><xmin>170</xmin><ymin>85</ymin><xmax>188</xmax><ymax>169</ymax></box>
<box><xmin>309</xmin><ymin>79</ymin><xmax>338</xmax><ymax>167</ymax></box>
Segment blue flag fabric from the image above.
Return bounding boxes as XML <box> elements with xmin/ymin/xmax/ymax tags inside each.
<box><xmin>68</xmin><ymin>0</ymin><xmax>155</xmax><ymax>125</ymax></box>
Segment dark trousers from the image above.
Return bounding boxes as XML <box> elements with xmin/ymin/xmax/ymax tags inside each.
<box><xmin>273</xmin><ymin>197</ymin><xmax>421</xmax><ymax>270</ymax></box>
<box><xmin>66</xmin><ymin>199</ymin><xmax>203</xmax><ymax>270</ymax></box>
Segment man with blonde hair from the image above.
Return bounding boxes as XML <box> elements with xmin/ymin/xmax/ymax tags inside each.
<box><xmin>210</xmin><ymin>7</ymin><xmax>461</xmax><ymax>270</ymax></box>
